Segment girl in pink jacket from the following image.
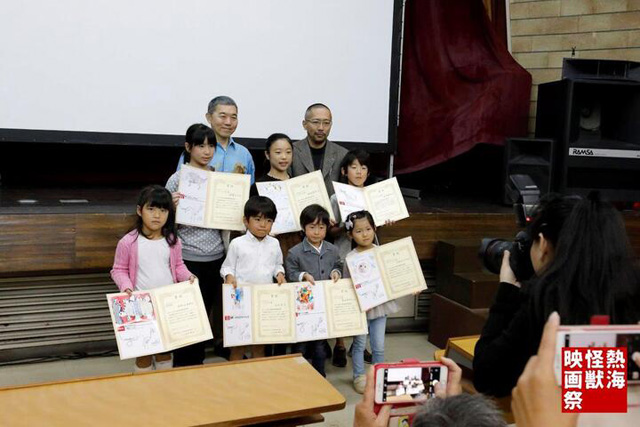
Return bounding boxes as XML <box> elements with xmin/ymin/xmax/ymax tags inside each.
<box><xmin>111</xmin><ymin>185</ymin><xmax>195</xmax><ymax>372</ymax></box>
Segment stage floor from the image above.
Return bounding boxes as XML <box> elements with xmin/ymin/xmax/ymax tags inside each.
<box><xmin>0</xmin><ymin>186</ymin><xmax>513</xmax><ymax>215</ymax></box>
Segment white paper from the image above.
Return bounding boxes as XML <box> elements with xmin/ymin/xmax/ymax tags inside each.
<box><xmin>295</xmin><ymin>282</ymin><xmax>329</xmax><ymax>342</ymax></box>
<box><xmin>346</xmin><ymin>250</ymin><xmax>389</xmax><ymax>311</ymax></box>
<box><xmin>256</xmin><ymin>181</ymin><xmax>297</xmax><ymax>235</ymax></box>
<box><xmin>176</xmin><ymin>166</ymin><xmax>208</xmax><ymax>227</ymax></box>
<box><xmin>333</xmin><ymin>182</ymin><xmax>367</xmax><ymax>221</ymax></box>
<box><xmin>222</xmin><ymin>285</ymin><xmax>253</xmax><ymax>347</ymax></box>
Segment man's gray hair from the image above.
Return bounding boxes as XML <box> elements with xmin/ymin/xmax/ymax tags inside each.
<box><xmin>207</xmin><ymin>96</ymin><xmax>237</xmax><ymax>114</ymax></box>
<box><xmin>412</xmin><ymin>394</ymin><xmax>506</xmax><ymax>427</ymax></box>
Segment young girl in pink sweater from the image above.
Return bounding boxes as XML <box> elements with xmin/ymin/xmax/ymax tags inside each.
<box><xmin>111</xmin><ymin>185</ymin><xmax>195</xmax><ymax>372</ymax></box>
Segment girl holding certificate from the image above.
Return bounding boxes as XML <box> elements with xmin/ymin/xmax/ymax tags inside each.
<box><xmin>329</xmin><ymin>149</ymin><xmax>372</xmax><ymax>367</ymax></box>
<box><xmin>110</xmin><ymin>185</ymin><xmax>195</xmax><ymax>371</ymax></box>
<box><xmin>343</xmin><ymin>210</ymin><xmax>399</xmax><ymax>394</ymax></box>
<box><xmin>249</xmin><ymin>133</ymin><xmax>302</xmax><ymax>259</ymax></box>
<box><xmin>166</xmin><ymin>124</ymin><xmax>226</xmax><ymax>366</ymax></box>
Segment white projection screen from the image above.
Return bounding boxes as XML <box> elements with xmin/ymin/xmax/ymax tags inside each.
<box><xmin>0</xmin><ymin>0</ymin><xmax>402</xmax><ymax>151</ymax></box>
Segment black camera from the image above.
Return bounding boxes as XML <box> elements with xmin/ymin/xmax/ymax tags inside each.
<box><xmin>479</xmin><ymin>230</ymin><xmax>535</xmax><ymax>282</ymax></box>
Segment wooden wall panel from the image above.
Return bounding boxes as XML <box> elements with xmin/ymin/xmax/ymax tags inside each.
<box><xmin>378</xmin><ymin>213</ymin><xmax>518</xmax><ymax>260</ymax></box>
<box><xmin>0</xmin><ymin>214</ymin><xmax>132</xmax><ymax>276</ymax></box>
<box><xmin>509</xmin><ymin>0</ymin><xmax>640</xmax><ymax>134</ymax></box>
<box><xmin>0</xmin><ymin>211</ymin><xmax>638</xmax><ymax>276</ymax></box>
<box><xmin>0</xmin><ymin>215</ymin><xmax>76</xmax><ymax>273</ymax></box>
<box><xmin>75</xmin><ymin>214</ymin><xmax>135</xmax><ymax>269</ymax></box>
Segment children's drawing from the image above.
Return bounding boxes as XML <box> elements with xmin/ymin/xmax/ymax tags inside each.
<box><xmin>177</xmin><ymin>198</ymin><xmax>205</xmax><ymax>225</ymax></box>
<box><xmin>110</xmin><ymin>294</ymin><xmax>155</xmax><ymax>325</ymax></box>
<box><xmin>347</xmin><ymin>252</ymin><xmax>388</xmax><ymax>311</ymax></box>
<box><xmin>184</xmin><ymin>171</ymin><xmax>208</xmax><ymax>191</ymax></box>
<box><xmin>256</xmin><ymin>181</ymin><xmax>297</xmax><ymax>234</ymax></box>
<box><xmin>226</xmin><ymin>320</ymin><xmax>251</xmax><ymax>343</ymax></box>
<box><xmin>223</xmin><ymin>285</ymin><xmax>253</xmax><ymax>346</ymax></box>
<box><xmin>296</xmin><ymin>284</ymin><xmax>315</xmax><ymax>311</ymax></box>
<box><xmin>297</xmin><ymin>315</ymin><xmax>327</xmax><ymax>340</ymax></box>
<box><xmin>118</xmin><ymin>322</ymin><xmax>164</xmax><ymax>356</ymax></box>
<box><xmin>360</xmin><ymin>280</ymin><xmax>386</xmax><ymax>302</ymax></box>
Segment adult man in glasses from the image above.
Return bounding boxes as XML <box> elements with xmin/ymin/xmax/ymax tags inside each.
<box><xmin>291</xmin><ymin>103</ymin><xmax>348</xmax><ymax>195</ymax></box>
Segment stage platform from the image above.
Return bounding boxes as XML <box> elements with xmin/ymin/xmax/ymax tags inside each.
<box><xmin>0</xmin><ymin>186</ymin><xmax>521</xmax><ymax>276</ymax></box>
<box><xmin>0</xmin><ymin>186</ymin><xmax>513</xmax><ymax>215</ymax></box>
<box><xmin>0</xmin><ymin>186</ymin><xmax>638</xmax><ymax>275</ymax></box>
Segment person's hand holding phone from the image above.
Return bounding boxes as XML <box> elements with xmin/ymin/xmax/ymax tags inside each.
<box><xmin>434</xmin><ymin>356</ymin><xmax>462</xmax><ymax>398</ymax></box>
<box><xmin>354</xmin><ymin>369</ymin><xmax>391</xmax><ymax>427</ymax></box>
<box><xmin>511</xmin><ymin>312</ymin><xmax>578</xmax><ymax>427</ymax></box>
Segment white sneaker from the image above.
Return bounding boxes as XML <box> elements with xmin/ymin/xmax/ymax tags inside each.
<box><xmin>154</xmin><ymin>355</ymin><xmax>173</xmax><ymax>370</ymax></box>
<box><xmin>353</xmin><ymin>375</ymin><xmax>367</xmax><ymax>394</ymax></box>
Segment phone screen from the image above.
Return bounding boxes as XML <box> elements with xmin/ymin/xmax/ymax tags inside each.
<box><xmin>559</xmin><ymin>331</ymin><xmax>640</xmax><ymax>382</ymax></box>
<box><xmin>379</xmin><ymin>366</ymin><xmax>441</xmax><ymax>403</ymax></box>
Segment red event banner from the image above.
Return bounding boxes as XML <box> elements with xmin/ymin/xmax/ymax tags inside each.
<box><xmin>562</xmin><ymin>347</ymin><xmax>627</xmax><ymax>413</ymax></box>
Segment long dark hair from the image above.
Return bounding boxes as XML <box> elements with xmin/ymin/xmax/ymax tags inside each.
<box><xmin>532</xmin><ymin>192</ymin><xmax>640</xmax><ymax>325</ymax></box>
<box><xmin>133</xmin><ymin>185</ymin><xmax>177</xmax><ymax>246</ymax></box>
<box><xmin>527</xmin><ymin>193</ymin><xmax>580</xmax><ymax>248</ymax></box>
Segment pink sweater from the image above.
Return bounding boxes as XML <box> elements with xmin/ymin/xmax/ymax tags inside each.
<box><xmin>110</xmin><ymin>230</ymin><xmax>192</xmax><ymax>292</ymax></box>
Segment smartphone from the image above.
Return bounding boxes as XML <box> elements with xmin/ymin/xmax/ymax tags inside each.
<box><xmin>554</xmin><ymin>325</ymin><xmax>640</xmax><ymax>384</ymax></box>
<box><xmin>374</xmin><ymin>362</ymin><xmax>448</xmax><ymax>405</ymax></box>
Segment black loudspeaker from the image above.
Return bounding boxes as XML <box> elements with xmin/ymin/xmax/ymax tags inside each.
<box><xmin>535</xmin><ymin>60</ymin><xmax>640</xmax><ymax>201</ymax></box>
<box><xmin>503</xmin><ymin>138</ymin><xmax>554</xmax><ymax>204</ymax></box>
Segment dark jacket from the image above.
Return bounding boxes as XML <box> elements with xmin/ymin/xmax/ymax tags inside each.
<box><xmin>291</xmin><ymin>138</ymin><xmax>348</xmax><ymax>196</ymax></box>
<box><xmin>285</xmin><ymin>238</ymin><xmax>343</xmax><ymax>282</ymax></box>
<box><xmin>472</xmin><ymin>282</ymin><xmax>543</xmax><ymax>397</ymax></box>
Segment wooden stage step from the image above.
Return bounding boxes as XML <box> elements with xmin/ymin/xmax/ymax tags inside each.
<box><xmin>438</xmin><ymin>272</ymin><xmax>500</xmax><ymax>309</ymax></box>
<box><xmin>0</xmin><ymin>273</ymin><xmax>116</xmax><ymax>362</ymax></box>
<box><xmin>428</xmin><ymin>293</ymin><xmax>488</xmax><ymax>349</ymax></box>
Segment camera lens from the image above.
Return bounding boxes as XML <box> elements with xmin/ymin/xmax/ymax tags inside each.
<box><xmin>479</xmin><ymin>238</ymin><xmax>513</xmax><ymax>275</ymax></box>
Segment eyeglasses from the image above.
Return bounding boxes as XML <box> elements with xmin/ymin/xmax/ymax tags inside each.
<box><xmin>307</xmin><ymin>120</ymin><xmax>332</xmax><ymax>127</ymax></box>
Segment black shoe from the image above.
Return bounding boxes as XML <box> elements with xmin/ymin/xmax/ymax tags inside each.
<box><xmin>332</xmin><ymin>346</ymin><xmax>347</xmax><ymax>367</ymax></box>
<box><xmin>347</xmin><ymin>344</ymin><xmax>372</xmax><ymax>364</ymax></box>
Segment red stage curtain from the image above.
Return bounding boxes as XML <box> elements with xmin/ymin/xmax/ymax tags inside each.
<box><xmin>395</xmin><ymin>0</ymin><xmax>531</xmax><ymax>174</ymax></box>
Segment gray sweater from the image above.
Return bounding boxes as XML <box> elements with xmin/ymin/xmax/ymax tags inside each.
<box><xmin>166</xmin><ymin>171</ymin><xmax>225</xmax><ymax>262</ymax></box>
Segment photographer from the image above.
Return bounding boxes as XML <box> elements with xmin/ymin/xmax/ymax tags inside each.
<box><xmin>354</xmin><ymin>357</ymin><xmax>505</xmax><ymax>427</ymax></box>
<box><xmin>473</xmin><ymin>193</ymin><xmax>640</xmax><ymax>397</ymax></box>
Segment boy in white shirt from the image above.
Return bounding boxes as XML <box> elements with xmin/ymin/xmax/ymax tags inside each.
<box><xmin>220</xmin><ymin>196</ymin><xmax>286</xmax><ymax>360</ymax></box>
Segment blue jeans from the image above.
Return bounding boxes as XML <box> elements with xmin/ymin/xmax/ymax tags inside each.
<box><xmin>293</xmin><ymin>340</ymin><xmax>326</xmax><ymax>377</ymax></box>
<box><xmin>352</xmin><ymin>316</ymin><xmax>387</xmax><ymax>378</ymax></box>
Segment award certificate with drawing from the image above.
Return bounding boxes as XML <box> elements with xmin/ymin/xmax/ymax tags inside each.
<box><xmin>222</xmin><ymin>279</ymin><xmax>366</xmax><ymax>346</ymax></box>
<box><xmin>333</xmin><ymin>177</ymin><xmax>409</xmax><ymax>226</ymax></box>
<box><xmin>107</xmin><ymin>280</ymin><xmax>213</xmax><ymax>360</ymax></box>
<box><xmin>346</xmin><ymin>237</ymin><xmax>427</xmax><ymax>311</ymax></box>
<box><xmin>256</xmin><ymin>170</ymin><xmax>334</xmax><ymax>234</ymax></box>
<box><xmin>255</xmin><ymin>180</ymin><xmax>297</xmax><ymax>235</ymax></box>
<box><xmin>176</xmin><ymin>164</ymin><xmax>250</xmax><ymax>231</ymax></box>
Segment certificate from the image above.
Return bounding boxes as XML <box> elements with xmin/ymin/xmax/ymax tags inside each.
<box><xmin>106</xmin><ymin>281</ymin><xmax>213</xmax><ymax>360</ymax></box>
<box><xmin>333</xmin><ymin>177</ymin><xmax>409</xmax><ymax>226</ymax></box>
<box><xmin>176</xmin><ymin>164</ymin><xmax>250</xmax><ymax>231</ymax></box>
<box><xmin>222</xmin><ymin>279</ymin><xmax>367</xmax><ymax>347</ymax></box>
<box><xmin>255</xmin><ymin>180</ymin><xmax>296</xmax><ymax>235</ymax></box>
<box><xmin>256</xmin><ymin>170</ymin><xmax>334</xmax><ymax>234</ymax></box>
<box><xmin>346</xmin><ymin>237</ymin><xmax>427</xmax><ymax>311</ymax></box>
